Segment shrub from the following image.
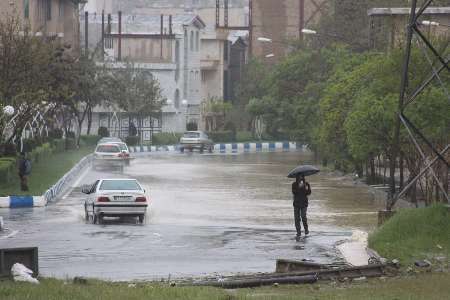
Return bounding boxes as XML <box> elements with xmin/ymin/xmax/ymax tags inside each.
<box><xmin>0</xmin><ymin>142</ymin><xmax>17</xmax><ymax>156</ymax></box>
<box><xmin>66</xmin><ymin>131</ymin><xmax>76</xmax><ymax>139</ymax></box>
<box><xmin>21</xmin><ymin>138</ymin><xmax>36</xmax><ymax>153</ymax></box>
<box><xmin>50</xmin><ymin>139</ymin><xmax>65</xmax><ymax>153</ymax></box>
<box><xmin>186</xmin><ymin>122</ymin><xmax>198</xmax><ymax>131</ymax></box>
<box><xmin>152</xmin><ymin>133</ymin><xmax>182</xmax><ymax>145</ymax></box>
<box><xmin>0</xmin><ymin>157</ymin><xmax>16</xmax><ymax>184</ymax></box>
<box><xmin>80</xmin><ymin>135</ymin><xmax>102</xmax><ymax>146</ymax></box>
<box><xmin>125</xmin><ymin>136</ymin><xmax>140</xmax><ymax>146</ymax></box>
<box><xmin>65</xmin><ymin>138</ymin><xmax>77</xmax><ymax>150</ymax></box>
<box><xmin>49</xmin><ymin>128</ymin><xmax>64</xmax><ymax>139</ymax></box>
<box><xmin>30</xmin><ymin>143</ymin><xmax>52</xmax><ymax>163</ymax></box>
<box><xmin>206</xmin><ymin>131</ymin><xmax>235</xmax><ymax>143</ymax></box>
<box><xmin>98</xmin><ymin>126</ymin><xmax>109</xmax><ymax>137</ymax></box>
<box><xmin>236</xmin><ymin>131</ymin><xmax>254</xmax><ymax>143</ymax></box>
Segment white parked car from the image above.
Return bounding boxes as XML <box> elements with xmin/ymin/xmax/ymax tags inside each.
<box><xmin>179</xmin><ymin>131</ymin><xmax>214</xmax><ymax>152</ymax></box>
<box><xmin>83</xmin><ymin>179</ymin><xmax>148</xmax><ymax>224</ymax></box>
<box><xmin>93</xmin><ymin>143</ymin><xmax>129</xmax><ymax>170</ymax></box>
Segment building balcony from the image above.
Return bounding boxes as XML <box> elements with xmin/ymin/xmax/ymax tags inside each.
<box><xmin>201</xmin><ymin>59</ymin><xmax>220</xmax><ymax>70</ymax></box>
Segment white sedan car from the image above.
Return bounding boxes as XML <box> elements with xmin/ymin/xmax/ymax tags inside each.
<box><xmin>93</xmin><ymin>143</ymin><xmax>130</xmax><ymax>170</ymax></box>
<box><xmin>83</xmin><ymin>179</ymin><xmax>148</xmax><ymax>224</ymax></box>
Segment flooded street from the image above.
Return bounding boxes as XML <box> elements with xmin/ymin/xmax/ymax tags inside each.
<box><xmin>0</xmin><ymin>151</ymin><xmax>383</xmax><ymax>280</ymax></box>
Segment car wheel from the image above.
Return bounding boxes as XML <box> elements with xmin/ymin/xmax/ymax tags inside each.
<box><xmin>84</xmin><ymin>204</ymin><xmax>89</xmax><ymax>221</ymax></box>
<box><xmin>138</xmin><ymin>215</ymin><xmax>145</xmax><ymax>224</ymax></box>
<box><xmin>98</xmin><ymin>214</ymin><xmax>104</xmax><ymax>224</ymax></box>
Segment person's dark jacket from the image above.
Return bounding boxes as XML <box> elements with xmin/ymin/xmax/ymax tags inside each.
<box><xmin>292</xmin><ymin>181</ymin><xmax>311</xmax><ymax>208</ymax></box>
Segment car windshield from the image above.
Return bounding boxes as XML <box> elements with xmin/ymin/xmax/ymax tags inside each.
<box><xmin>116</xmin><ymin>143</ymin><xmax>128</xmax><ymax>151</ymax></box>
<box><xmin>96</xmin><ymin>145</ymin><xmax>120</xmax><ymax>153</ymax></box>
<box><xmin>99</xmin><ymin>180</ymin><xmax>141</xmax><ymax>191</ymax></box>
<box><xmin>184</xmin><ymin>132</ymin><xmax>200</xmax><ymax>138</ymax></box>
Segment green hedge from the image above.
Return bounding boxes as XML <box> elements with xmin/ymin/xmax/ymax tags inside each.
<box><xmin>152</xmin><ymin>133</ymin><xmax>182</xmax><ymax>145</ymax></box>
<box><xmin>0</xmin><ymin>157</ymin><xmax>16</xmax><ymax>184</ymax></box>
<box><xmin>125</xmin><ymin>136</ymin><xmax>140</xmax><ymax>146</ymax></box>
<box><xmin>80</xmin><ymin>135</ymin><xmax>102</xmax><ymax>146</ymax></box>
<box><xmin>65</xmin><ymin>138</ymin><xmax>77</xmax><ymax>150</ymax></box>
<box><xmin>29</xmin><ymin>143</ymin><xmax>52</xmax><ymax>164</ymax></box>
<box><xmin>50</xmin><ymin>139</ymin><xmax>66</xmax><ymax>153</ymax></box>
<box><xmin>235</xmin><ymin>131</ymin><xmax>254</xmax><ymax>143</ymax></box>
<box><xmin>98</xmin><ymin>126</ymin><xmax>109</xmax><ymax>137</ymax></box>
<box><xmin>206</xmin><ymin>131</ymin><xmax>235</xmax><ymax>143</ymax></box>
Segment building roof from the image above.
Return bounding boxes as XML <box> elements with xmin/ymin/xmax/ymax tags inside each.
<box><xmin>83</xmin><ymin>14</ymin><xmax>206</xmax><ymax>35</ymax></box>
<box><xmin>368</xmin><ymin>7</ymin><xmax>450</xmax><ymax>16</ymax></box>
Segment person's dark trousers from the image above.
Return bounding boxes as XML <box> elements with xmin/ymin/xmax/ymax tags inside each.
<box><xmin>294</xmin><ymin>206</ymin><xmax>308</xmax><ymax>236</ymax></box>
<box><xmin>19</xmin><ymin>174</ymin><xmax>29</xmax><ymax>191</ymax></box>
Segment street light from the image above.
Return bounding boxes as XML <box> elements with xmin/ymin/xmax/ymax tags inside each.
<box><xmin>257</xmin><ymin>37</ymin><xmax>273</xmax><ymax>43</ymax></box>
<box><xmin>421</xmin><ymin>20</ymin><xmax>450</xmax><ymax>28</ymax></box>
<box><xmin>301</xmin><ymin>28</ymin><xmax>317</xmax><ymax>35</ymax></box>
<box><xmin>1</xmin><ymin>105</ymin><xmax>17</xmax><ymax>141</ymax></box>
<box><xmin>2</xmin><ymin>105</ymin><xmax>15</xmax><ymax>117</ymax></box>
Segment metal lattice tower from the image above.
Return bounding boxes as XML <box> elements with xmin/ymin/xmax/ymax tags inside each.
<box><xmin>389</xmin><ymin>0</ymin><xmax>450</xmax><ymax>210</ymax></box>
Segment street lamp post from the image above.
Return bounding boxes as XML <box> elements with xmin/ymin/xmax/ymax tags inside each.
<box><xmin>181</xmin><ymin>99</ymin><xmax>188</xmax><ymax>130</ymax></box>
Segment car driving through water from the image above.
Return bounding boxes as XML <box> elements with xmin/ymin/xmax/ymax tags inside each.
<box><xmin>83</xmin><ymin>178</ymin><xmax>149</xmax><ymax>224</ymax></box>
<box><xmin>179</xmin><ymin>131</ymin><xmax>214</xmax><ymax>153</ymax></box>
<box><xmin>93</xmin><ymin>143</ymin><xmax>130</xmax><ymax>170</ymax></box>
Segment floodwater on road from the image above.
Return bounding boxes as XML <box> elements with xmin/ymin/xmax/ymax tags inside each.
<box><xmin>0</xmin><ymin>151</ymin><xmax>383</xmax><ymax>280</ymax></box>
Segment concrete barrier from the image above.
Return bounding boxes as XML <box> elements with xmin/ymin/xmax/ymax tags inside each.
<box><xmin>129</xmin><ymin>141</ymin><xmax>305</xmax><ymax>154</ymax></box>
<box><xmin>0</xmin><ymin>196</ymin><xmax>46</xmax><ymax>208</ymax></box>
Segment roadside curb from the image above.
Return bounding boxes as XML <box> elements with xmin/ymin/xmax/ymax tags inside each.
<box><xmin>129</xmin><ymin>141</ymin><xmax>304</xmax><ymax>153</ymax></box>
<box><xmin>0</xmin><ymin>154</ymin><xmax>93</xmax><ymax>209</ymax></box>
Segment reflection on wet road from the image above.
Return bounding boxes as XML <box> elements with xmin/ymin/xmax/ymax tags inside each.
<box><xmin>0</xmin><ymin>152</ymin><xmax>382</xmax><ymax>280</ymax></box>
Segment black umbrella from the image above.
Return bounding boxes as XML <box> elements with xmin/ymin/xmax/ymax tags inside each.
<box><xmin>287</xmin><ymin>165</ymin><xmax>320</xmax><ymax>178</ymax></box>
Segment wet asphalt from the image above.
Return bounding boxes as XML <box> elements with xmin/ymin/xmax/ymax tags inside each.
<box><xmin>0</xmin><ymin>151</ymin><xmax>382</xmax><ymax>280</ymax></box>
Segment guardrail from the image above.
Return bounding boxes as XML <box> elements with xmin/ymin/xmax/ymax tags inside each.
<box><xmin>44</xmin><ymin>154</ymin><xmax>93</xmax><ymax>203</ymax></box>
<box><xmin>129</xmin><ymin>142</ymin><xmax>305</xmax><ymax>153</ymax></box>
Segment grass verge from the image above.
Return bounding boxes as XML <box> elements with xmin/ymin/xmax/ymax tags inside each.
<box><xmin>368</xmin><ymin>204</ymin><xmax>450</xmax><ymax>265</ymax></box>
<box><xmin>0</xmin><ymin>146</ymin><xmax>93</xmax><ymax>196</ymax></box>
<box><xmin>1</xmin><ymin>272</ymin><xmax>450</xmax><ymax>300</ymax></box>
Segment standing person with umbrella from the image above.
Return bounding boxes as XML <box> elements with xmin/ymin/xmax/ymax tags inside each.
<box><xmin>288</xmin><ymin>165</ymin><xmax>319</xmax><ymax>240</ymax></box>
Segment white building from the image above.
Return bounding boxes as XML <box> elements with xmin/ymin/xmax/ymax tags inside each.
<box><xmin>81</xmin><ymin>14</ymin><xmax>206</xmax><ymax>139</ymax></box>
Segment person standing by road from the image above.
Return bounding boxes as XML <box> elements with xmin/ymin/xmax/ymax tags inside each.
<box><xmin>292</xmin><ymin>175</ymin><xmax>311</xmax><ymax>238</ymax></box>
<box><xmin>18</xmin><ymin>152</ymin><xmax>31</xmax><ymax>191</ymax></box>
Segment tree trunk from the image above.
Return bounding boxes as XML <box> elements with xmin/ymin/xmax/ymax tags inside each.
<box><xmin>388</xmin><ymin>152</ymin><xmax>396</xmax><ymax>210</ymax></box>
<box><xmin>399</xmin><ymin>151</ymin><xmax>404</xmax><ymax>190</ymax></box>
<box><xmin>87</xmin><ymin>106</ymin><xmax>93</xmax><ymax>135</ymax></box>
<box><xmin>370</xmin><ymin>157</ymin><xmax>375</xmax><ymax>183</ymax></box>
<box><xmin>444</xmin><ymin>162</ymin><xmax>449</xmax><ymax>204</ymax></box>
<box><xmin>411</xmin><ymin>181</ymin><xmax>418</xmax><ymax>208</ymax></box>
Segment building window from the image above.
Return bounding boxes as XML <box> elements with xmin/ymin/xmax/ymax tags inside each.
<box><xmin>46</xmin><ymin>0</ymin><xmax>52</xmax><ymax>20</ymax></box>
<box><xmin>195</xmin><ymin>31</ymin><xmax>199</xmax><ymax>51</ymax></box>
<box><xmin>190</xmin><ymin>31</ymin><xmax>194</xmax><ymax>51</ymax></box>
<box><xmin>223</xmin><ymin>41</ymin><xmax>229</xmax><ymax>62</ymax></box>
<box><xmin>59</xmin><ymin>0</ymin><xmax>64</xmax><ymax>18</ymax></box>
<box><xmin>175</xmin><ymin>89</ymin><xmax>180</xmax><ymax>109</ymax></box>
<box><xmin>24</xmin><ymin>0</ymin><xmax>29</xmax><ymax>19</ymax></box>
